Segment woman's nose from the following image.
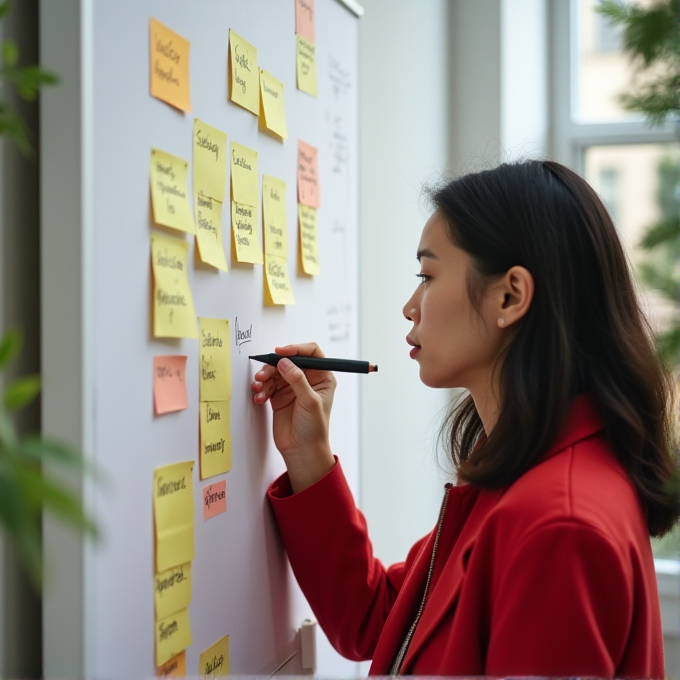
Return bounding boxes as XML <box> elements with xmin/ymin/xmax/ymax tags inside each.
<box><xmin>403</xmin><ymin>296</ymin><xmax>417</xmax><ymax>322</ymax></box>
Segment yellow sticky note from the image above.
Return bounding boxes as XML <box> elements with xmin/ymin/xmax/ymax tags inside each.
<box><xmin>155</xmin><ymin>562</ymin><xmax>192</xmax><ymax>621</ymax></box>
<box><xmin>229</xmin><ymin>30</ymin><xmax>259</xmax><ymax>115</ymax></box>
<box><xmin>155</xmin><ymin>607</ymin><xmax>192</xmax><ymax>667</ymax></box>
<box><xmin>259</xmin><ymin>69</ymin><xmax>288</xmax><ymax>139</ymax></box>
<box><xmin>264</xmin><ymin>254</ymin><xmax>295</xmax><ymax>306</ymax></box>
<box><xmin>299</xmin><ymin>204</ymin><xmax>320</xmax><ymax>275</ymax></box>
<box><xmin>199</xmin><ymin>401</ymin><xmax>232</xmax><ymax>480</ymax></box>
<box><xmin>153</xmin><ymin>461</ymin><xmax>195</xmax><ymax>573</ymax></box>
<box><xmin>157</xmin><ymin>650</ymin><xmax>186</xmax><ymax>677</ymax></box>
<box><xmin>199</xmin><ymin>634</ymin><xmax>230</xmax><ymax>677</ymax></box>
<box><xmin>193</xmin><ymin>119</ymin><xmax>226</xmax><ymax>202</ymax></box>
<box><xmin>199</xmin><ymin>318</ymin><xmax>232</xmax><ymax>402</ymax></box>
<box><xmin>151</xmin><ymin>232</ymin><xmax>197</xmax><ymax>339</ymax></box>
<box><xmin>232</xmin><ymin>201</ymin><xmax>263</xmax><ymax>264</ymax></box>
<box><xmin>150</xmin><ymin>149</ymin><xmax>195</xmax><ymax>234</ymax></box>
<box><xmin>296</xmin><ymin>35</ymin><xmax>318</xmax><ymax>97</ymax></box>
<box><xmin>262</xmin><ymin>175</ymin><xmax>288</xmax><ymax>259</ymax></box>
<box><xmin>195</xmin><ymin>195</ymin><xmax>228</xmax><ymax>272</ymax></box>
<box><xmin>231</xmin><ymin>141</ymin><xmax>258</xmax><ymax>207</ymax></box>
<box><xmin>150</xmin><ymin>18</ymin><xmax>191</xmax><ymax>112</ymax></box>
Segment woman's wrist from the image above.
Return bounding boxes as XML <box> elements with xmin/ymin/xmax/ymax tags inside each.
<box><xmin>284</xmin><ymin>447</ymin><xmax>336</xmax><ymax>494</ymax></box>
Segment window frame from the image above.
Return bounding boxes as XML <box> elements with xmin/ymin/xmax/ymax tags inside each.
<box><xmin>549</xmin><ymin>0</ymin><xmax>677</xmax><ymax>173</ymax></box>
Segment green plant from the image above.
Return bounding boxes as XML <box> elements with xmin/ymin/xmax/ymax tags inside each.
<box><xmin>0</xmin><ymin>0</ymin><xmax>58</xmax><ymax>156</ymax></box>
<box><xmin>0</xmin><ymin>330</ymin><xmax>98</xmax><ymax>589</ymax></box>
<box><xmin>0</xmin><ymin>3</ymin><xmax>94</xmax><ymax>589</ymax></box>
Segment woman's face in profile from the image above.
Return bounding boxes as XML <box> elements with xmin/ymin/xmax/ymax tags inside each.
<box><xmin>403</xmin><ymin>212</ymin><xmax>506</xmax><ymax>392</ymax></box>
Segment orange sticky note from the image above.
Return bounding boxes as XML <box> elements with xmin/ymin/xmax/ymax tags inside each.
<box><xmin>203</xmin><ymin>481</ymin><xmax>226</xmax><ymax>520</ymax></box>
<box><xmin>295</xmin><ymin>0</ymin><xmax>315</xmax><ymax>43</ymax></box>
<box><xmin>157</xmin><ymin>650</ymin><xmax>186</xmax><ymax>677</ymax></box>
<box><xmin>153</xmin><ymin>356</ymin><xmax>188</xmax><ymax>415</ymax></box>
<box><xmin>297</xmin><ymin>140</ymin><xmax>320</xmax><ymax>208</ymax></box>
<box><xmin>150</xmin><ymin>18</ymin><xmax>191</xmax><ymax>112</ymax></box>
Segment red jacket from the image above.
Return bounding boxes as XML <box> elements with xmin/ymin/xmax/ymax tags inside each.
<box><xmin>268</xmin><ymin>394</ymin><xmax>665</xmax><ymax>676</ymax></box>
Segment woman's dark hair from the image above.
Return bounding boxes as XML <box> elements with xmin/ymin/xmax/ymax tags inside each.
<box><xmin>433</xmin><ymin>159</ymin><xmax>679</xmax><ymax>537</ymax></box>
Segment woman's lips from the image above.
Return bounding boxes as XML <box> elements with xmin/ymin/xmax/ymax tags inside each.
<box><xmin>406</xmin><ymin>337</ymin><xmax>421</xmax><ymax>359</ymax></box>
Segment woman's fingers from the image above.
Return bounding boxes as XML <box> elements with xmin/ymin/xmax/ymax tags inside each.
<box><xmin>252</xmin><ymin>344</ymin><xmax>328</xmax><ymax>404</ymax></box>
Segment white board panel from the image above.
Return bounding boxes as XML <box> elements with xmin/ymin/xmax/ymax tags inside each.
<box><xmin>42</xmin><ymin>0</ymin><xmax>360</xmax><ymax>677</ymax></box>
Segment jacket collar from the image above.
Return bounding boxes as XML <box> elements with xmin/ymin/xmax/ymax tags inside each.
<box><xmin>541</xmin><ymin>392</ymin><xmax>605</xmax><ymax>462</ymax></box>
<box><xmin>397</xmin><ymin>392</ymin><xmax>605</xmax><ymax>672</ymax></box>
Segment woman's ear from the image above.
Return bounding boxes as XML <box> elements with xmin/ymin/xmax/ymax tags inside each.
<box><xmin>496</xmin><ymin>266</ymin><xmax>534</xmax><ymax>328</ymax></box>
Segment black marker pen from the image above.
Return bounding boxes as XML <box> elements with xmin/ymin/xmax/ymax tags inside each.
<box><xmin>250</xmin><ymin>353</ymin><xmax>378</xmax><ymax>374</ymax></box>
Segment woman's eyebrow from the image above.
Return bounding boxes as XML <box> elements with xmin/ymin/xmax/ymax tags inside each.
<box><xmin>416</xmin><ymin>248</ymin><xmax>437</xmax><ymax>262</ymax></box>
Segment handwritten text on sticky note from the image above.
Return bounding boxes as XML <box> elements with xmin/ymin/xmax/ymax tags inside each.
<box><xmin>298</xmin><ymin>140</ymin><xmax>320</xmax><ymax>208</ymax></box>
<box><xmin>153</xmin><ymin>460</ymin><xmax>195</xmax><ymax>573</ymax></box>
<box><xmin>296</xmin><ymin>35</ymin><xmax>318</xmax><ymax>97</ymax></box>
<box><xmin>155</xmin><ymin>607</ymin><xmax>192</xmax><ymax>667</ymax></box>
<box><xmin>199</xmin><ymin>634</ymin><xmax>230</xmax><ymax>677</ymax></box>
<box><xmin>151</xmin><ymin>232</ymin><xmax>197</xmax><ymax>339</ymax></box>
<box><xmin>199</xmin><ymin>318</ymin><xmax>232</xmax><ymax>402</ymax></box>
<box><xmin>150</xmin><ymin>149</ymin><xmax>195</xmax><ymax>234</ymax></box>
<box><xmin>203</xmin><ymin>480</ymin><xmax>227</xmax><ymax>520</ymax></box>
<box><xmin>157</xmin><ymin>650</ymin><xmax>186</xmax><ymax>678</ymax></box>
<box><xmin>295</xmin><ymin>0</ymin><xmax>315</xmax><ymax>43</ymax></box>
<box><xmin>150</xmin><ymin>18</ymin><xmax>191</xmax><ymax>112</ymax></box>
<box><xmin>193</xmin><ymin>119</ymin><xmax>226</xmax><ymax>202</ymax></box>
<box><xmin>259</xmin><ymin>69</ymin><xmax>288</xmax><ymax>139</ymax></box>
<box><xmin>155</xmin><ymin>562</ymin><xmax>192</xmax><ymax>620</ymax></box>
<box><xmin>229</xmin><ymin>30</ymin><xmax>259</xmax><ymax>115</ymax></box>
<box><xmin>200</xmin><ymin>401</ymin><xmax>231</xmax><ymax>480</ymax></box>
<box><xmin>153</xmin><ymin>356</ymin><xmax>188</xmax><ymax>415</ymax></box>
<box><xmin>195</xmin><ymin>195</ymin><xmax>228</xmax><ymax>272</ymax></box>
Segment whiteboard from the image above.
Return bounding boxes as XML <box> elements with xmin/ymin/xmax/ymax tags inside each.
<box><xmin>40</xmin><ymin>0</ymin><xmax>360</xmax><ymax>677</ymax></box>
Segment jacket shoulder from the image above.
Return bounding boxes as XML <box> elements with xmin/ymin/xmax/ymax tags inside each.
<box><xmin>487</xmin><ymin>433</ymin><xmax>646</xmax><ymax>551</ymax></box>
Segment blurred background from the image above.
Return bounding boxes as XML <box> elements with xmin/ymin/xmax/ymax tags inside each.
<box><xmin>1</xmin><ymin>0</ymin><xmax>679</xmax><ymax>676</ymax></box>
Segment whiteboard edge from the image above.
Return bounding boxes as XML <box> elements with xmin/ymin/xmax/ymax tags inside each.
<box><xmin>335</xmin><ymin>0</ymin><xmax>364</xmax><ymax>18</ymax></box>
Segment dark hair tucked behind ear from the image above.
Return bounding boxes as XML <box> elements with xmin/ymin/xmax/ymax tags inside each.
<box><xmin>433</xmin><ymin>159</ymin><xmax>679</xmax><ymax>537</ymax></box>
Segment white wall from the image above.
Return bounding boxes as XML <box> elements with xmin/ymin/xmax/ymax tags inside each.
<box><xmin>358</xmin><ymin>0</ymin><xmax>451</xmax><ymax>568</ymax></box>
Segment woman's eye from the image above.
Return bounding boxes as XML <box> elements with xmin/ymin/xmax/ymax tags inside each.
<box><xmin>416</xmin><ymin>273</ymin><xmax>430</xmax><ymax>283</ymax></box>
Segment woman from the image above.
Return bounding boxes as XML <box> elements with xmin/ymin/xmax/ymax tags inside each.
<box><xmin>251</xmin><ymin>160</ymin><xmax>679</xmax><ymax>677</ymax></box>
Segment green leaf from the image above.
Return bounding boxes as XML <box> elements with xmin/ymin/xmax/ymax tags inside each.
<box><xmin>0</xmin><ymin>410</ymin><xmax>19</xmax><ymax>451</ymax></box>
<box><xmin>655</xmin><ymin>327</ymin><xmax>680</xmax><ymax>366</ymax></box>
<box><xmin>0</xmin><ymin>328</ymin><xmax>22</xmax><ymax>368</ymax></box>
<box><xmin>4</xmin><ymin>374</ymin><xmax>41</xmax><ymax>410</ymax></box>
<box><xmin>17</xmin><ymin>467</ymin><xmax>98</xmax><ymax>538</ymax></box>
<box><xmin>2</xmin><ymin>39</ymin><xmax>18</xmax><ymax>68</ymax></box>
<box><xmin>638</xmin><ymin>216</ymin><xmax>680</xmax><ymax>250</ymax></box>
<box><xmin>0</xmin><ymin>106</ymin><xmax>33</xmax><ymax>157</ymax></box>
<box><xmin>0</xmin><ymin>463</ymin><xmax>42</xmax><ymax>589</ymax></box>
<box><xmin>20</xmin><ymin>435</ymin><xmax>104</xmax><ymax>483</ymax></box>
<box><xmin>11</xmin><ymin>65</ymin><xmax>59</xmax><ymax>102</ymax></box>
<box><xmin>0</xmin><ymin>3</ymin><xmax>10</xmax><ymax>20</ymax></box>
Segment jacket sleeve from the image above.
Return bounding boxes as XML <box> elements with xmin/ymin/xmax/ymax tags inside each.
<box><xmin>267</xmin><ymin>458</ymin><xmax>428</xmax><ymax>661</ymax></box>
<box><xmin>485</xmin><ymin>520</ymin><xmax>632</xmax><ymax>676</ymax></box>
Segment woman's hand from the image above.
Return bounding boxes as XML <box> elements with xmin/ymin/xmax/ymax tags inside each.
<box><xmin>251</xmin><ymin>343</ymin><xmax>336</xmax><ymax>493</ymax></box>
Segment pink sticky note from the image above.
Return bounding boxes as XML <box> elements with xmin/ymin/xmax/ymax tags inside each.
<box><xmin>298</xmin><ymin>140</ymin><xmax>320</xmax><ymax>208</ymax></box>
<box><xmin>203</xmin><ymin>480</ymin><xmax>227</xmax><ymax>520</ymax></box>
<box><xmin>153</xmin><ymin>356</ymin><xmax>188</xmax><ymax>415</ymax></box>
<box><xmin>295</xmin><ymin>0</ymin><xmax>315</xmax><ymax>43</ymax></box>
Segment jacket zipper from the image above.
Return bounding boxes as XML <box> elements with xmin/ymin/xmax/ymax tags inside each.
<box><xmin>389</xmin><ymin>483</ymin><xmax>452</xmax><ymax>675</ymax></box>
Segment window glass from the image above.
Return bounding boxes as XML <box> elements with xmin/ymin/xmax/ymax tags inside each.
<box><xmin>574</xmin><ymin>0</ymin><xmax>643</xmax><ymax>122</ymax></box>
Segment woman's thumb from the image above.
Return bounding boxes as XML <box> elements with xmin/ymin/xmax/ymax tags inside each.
<box><xmin>278</xmin><ymin>358</ymin><xmax>317</xmax><ymax>406</ymax></box>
